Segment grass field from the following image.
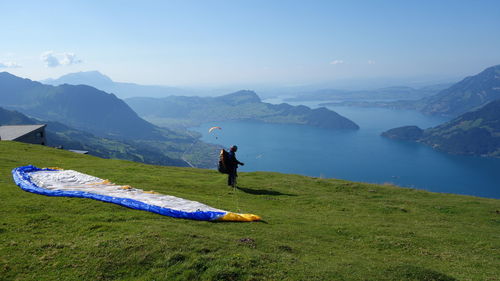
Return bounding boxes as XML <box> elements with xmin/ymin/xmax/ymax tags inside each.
<box><xmin>1</xmin><ymin>141</ymin><xmax>499</xmax><ymax>280</ymax></box>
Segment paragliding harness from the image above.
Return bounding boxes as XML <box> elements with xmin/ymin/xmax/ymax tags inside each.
<box><xmin>218</xmin><ymin>149</ymin><xmax>230</xmax><ymax>174</ymax></box>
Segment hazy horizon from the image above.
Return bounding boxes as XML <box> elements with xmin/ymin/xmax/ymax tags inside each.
<box><xmin>37</xmin><ymin>69</ymin><xmax>462</xmax><ymax>93</ymax></box>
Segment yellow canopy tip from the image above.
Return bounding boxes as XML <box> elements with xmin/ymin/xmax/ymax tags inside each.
<box><xmin>217</xmin><ymin>212</ymin><xmax>261</xmax><ymax>222</ymax></box>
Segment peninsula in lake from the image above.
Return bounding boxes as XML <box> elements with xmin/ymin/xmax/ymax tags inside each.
<box><xmin>125</xmin><ymin>90</ymin><xmax>359</xmax><ymax>130</ymax></box>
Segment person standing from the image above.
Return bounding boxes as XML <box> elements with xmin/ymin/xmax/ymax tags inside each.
<box><xmin>227</xmin><ymin>145</ymin><xmax>244</xmax><ymax>187</ymax></box>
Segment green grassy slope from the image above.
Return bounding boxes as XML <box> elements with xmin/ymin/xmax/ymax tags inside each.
<box><xmin>1</xmin><ymin>141</ymin><xmax>499</xmax><ymax>281</ymax></box>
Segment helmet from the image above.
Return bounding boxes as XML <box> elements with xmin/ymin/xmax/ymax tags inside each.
<box><xmin>230</xmin><ymin>145</ymin><xmax>238</xmax><ymax>152</ymax></box>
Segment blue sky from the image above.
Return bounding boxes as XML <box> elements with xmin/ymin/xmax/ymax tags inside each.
<box><xmin>1</xmin><ymin>0</ymin><xmax>499</xmax><ymax>88</ymax></box>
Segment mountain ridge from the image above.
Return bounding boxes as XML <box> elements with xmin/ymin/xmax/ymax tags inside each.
<box><xmin>285</xmin><ymin>84</ymin><xmax>451</xmax><ymax>103</ymax></box>
<box><xmin>0</xmin><ymin>73</ymin><xmax>220</xmax><ymax>168</ymax></box>
<box><xmin>0</xmin><ymin>72</ymin><xmax>164</xmax><ymax>140</ymax></box>
<box><xmin>382</xmin><ymin>99</ymin><xmax>500</xmax><ymax>157</ymax></box>
<box><xmin>126</xmin><ymin>90</ymin><xmax>360</xmax><ymax>130</ymax></box>
<box><xmin>320</xmin><ymin>65</ymin><xmax>500</xmax><ymax>117</ymax></box>
<box><xmin>0</xmin><ymin>106</ymin><xmax>189</xmax><ymax>166</ymax></box>
<box><xmin>419</xmin><ymin>64</ymin><xmax>500</xmax><ymax>116</ymax></box>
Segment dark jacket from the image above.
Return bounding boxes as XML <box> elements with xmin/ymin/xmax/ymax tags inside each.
<box><xmin>227</xmin><ymin>151</ymin><xmax>243</xmax><ymax>169</ymax></box>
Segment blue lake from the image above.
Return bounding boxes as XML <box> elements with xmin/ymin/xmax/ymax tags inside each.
<box><xmin>191</xmin><ymin>103</ymin><xmax>500</xmax><ymax>199</ymax></box>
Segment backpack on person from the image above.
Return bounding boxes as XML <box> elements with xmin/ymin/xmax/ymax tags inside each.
<box><xmin>218</xmin><ymin>149</ymin><xmax>229</xmax><ymax>174</ymax></box>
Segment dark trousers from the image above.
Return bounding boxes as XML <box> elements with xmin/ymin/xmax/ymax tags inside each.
<box><xmin>227</xmin><ymin>167</ymin><xmax>237</xmax><ymax>187</ymax></box>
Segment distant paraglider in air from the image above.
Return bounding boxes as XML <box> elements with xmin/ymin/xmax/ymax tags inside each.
<box><xmin>208</xmin><ymin>126</ymin><xmax>222</xmax><ymax>139</ymax></box>
<box><xmin>208</xmin><ymin>126</ymin><xmax>221</xmax><ymax>133</ymax></box>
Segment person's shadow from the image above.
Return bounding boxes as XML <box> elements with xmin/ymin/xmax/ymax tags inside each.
<box><xmin>236</xmin><ymin>186</ymin><xmax>297</xmax><ymax>196</ymax></box>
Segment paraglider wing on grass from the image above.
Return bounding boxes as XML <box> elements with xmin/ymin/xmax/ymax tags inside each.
<box><xmin>12</xmin><ymin>165</ymin><xmax>260</xmax><ymax>222</ymax></box>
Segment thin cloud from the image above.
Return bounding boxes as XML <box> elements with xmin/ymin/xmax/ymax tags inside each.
<box><xmin>61</xmin><ymin>53</ymin><xmax>82</xmax><ymax>65</ymax></box>
<box><xmin>330</xmin><ymin>60</ymin><xmax>344</xmax><ymax>65</ymax></box>
<box><xmin>41</xmin><ymin>51</ymin><xmax>82</xmax><ymax>67</ymax></box>
<box><xmin>41</xmin><ymin>51</ymin><xmax>60</xmax><ymax>67</ymax></box>
<box><xmin>0</xmin><ymin>61</ymin><xmax>21</xmax><ymax>68</ymax></box>
<box><xmin>368</xmin><ymin>60</ymin><xmax>376</xmax><ymax>65</ymax></box>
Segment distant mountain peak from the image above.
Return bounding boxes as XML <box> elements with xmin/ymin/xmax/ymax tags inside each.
<box><xmin>55</xmin><ymin>70</ymin><xmax>112</xmax><ymax>82</ymax></box>
<box><xmin>217</xmin><ymin>90</ymin><xmax>261</xmax><ymax>104</ymax></box>
<box><xmin>483</xmin><ymin>64</ymin><xmax>500</xmax><ymax>72</ymax></box>
<box><xmin>42</xmin><ymin>70</ymin><xmax>114</xmax><ymax>89</ymax></box>
<box><xmin>480</xmin><ymin>64</ymin><xmax>500</xmax><ymax>79</ymax></box>
<box><xmin>466</xmin><ymin>64</ymin><xmax>500</xmax><ymax>80</ymax></box>
<box><xmin>226</xmin><ymin>89</ymin><xmax>259</xmax><ymax>97</ymax></box>
<box><xmin>0</xmin><ymin>72</ymin><xmax>35</xmax><ymax>83</ymax></box>
<box><xmin>0</xmin><ymin>72</ymin><xmax>44</xmax><ymax>94</ymax></box>
<box><xmin>41</xmin><ymin>70</ymin><xmax>188</xmax><ymax>98</ymax></box>
<box><xmin>0</xmin><ymin>71</ymin><xmax>17</xmax><ymax>78</ymax></box>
